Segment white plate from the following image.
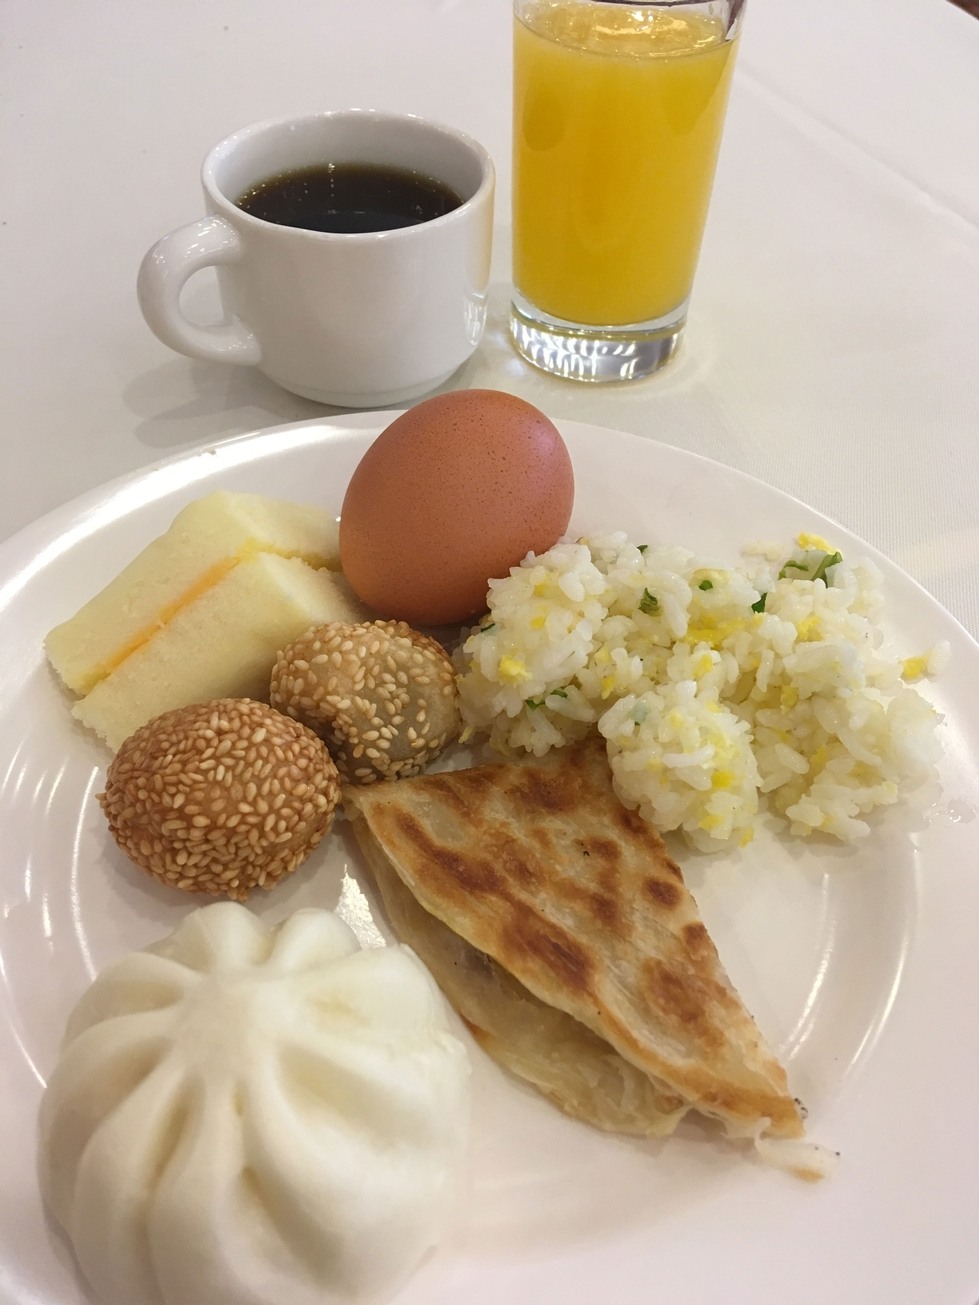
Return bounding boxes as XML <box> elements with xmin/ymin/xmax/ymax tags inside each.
<box><xmin>2</xmin><ymin>416</ymin><xmax>978</xmax><ymax>1305</ymax></box>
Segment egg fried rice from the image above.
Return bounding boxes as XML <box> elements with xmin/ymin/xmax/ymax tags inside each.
<box><xmin>455</xmin><ymin>533</ymin><xmax>945</xmax><ymax>849</ymax></box>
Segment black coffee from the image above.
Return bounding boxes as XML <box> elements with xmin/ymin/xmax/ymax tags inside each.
<box><xmin>236</xmin><ymin>163</ymin><xmax>464</xmax><ymax>234</ymax></box>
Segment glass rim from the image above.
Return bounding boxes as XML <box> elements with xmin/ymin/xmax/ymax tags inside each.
<box><xmin>521</xmin><ymin>0</ymin><xmax>745</xmax><ymax>9</ymax></box>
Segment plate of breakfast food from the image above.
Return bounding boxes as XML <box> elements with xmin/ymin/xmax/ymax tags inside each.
<box><xmin>1</xmin><ymin>392</ymin><xmax>977</xmax><ymax>1305</ymax></box>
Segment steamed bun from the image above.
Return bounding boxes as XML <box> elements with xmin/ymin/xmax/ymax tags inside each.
<box><xmin>38</xmin><ymin>904</ymin><xmax>471</xmax><ymax>1305</ymax></box>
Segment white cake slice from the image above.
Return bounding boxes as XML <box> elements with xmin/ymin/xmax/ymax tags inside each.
<box><xmin>46</xmin><ymin>491</ymin><xmax>342</xmax><ymax>696</ymax></box>
<box><xmin>72</xmin><ymin>554</ymin><xmax>369</xmax><ymax>751</ymax></box>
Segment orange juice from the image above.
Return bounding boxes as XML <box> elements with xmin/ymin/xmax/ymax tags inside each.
<box><xmin>513</xmin><ymin>1</ymin><xmax>738</xmax><ymax>326</ymax></box>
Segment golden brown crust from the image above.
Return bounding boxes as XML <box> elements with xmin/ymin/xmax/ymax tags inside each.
<box><xmin>99</xmin><ymin>698</ymin><xmax>340</xmax><ymax>900</ymax></box>
<box><xmin>347</xmin><ymin>739</ymin><xmax>803</xmax><ymax>1138</ymax></box>
<box><xmin>270</xmin><ymin>620</ymin><xmax>459</xmax><ymax>783</ymax></box>
<box><xmin>351</xmin><ymin>809</ymin><xmax>689</xmax><ymax>1136</ymax></box>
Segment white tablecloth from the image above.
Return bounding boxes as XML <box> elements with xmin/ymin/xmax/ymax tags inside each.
<box><xmin>3</xmin><ymin>0</ymin><xmax>978</xmax><ymax>636</ymax></box>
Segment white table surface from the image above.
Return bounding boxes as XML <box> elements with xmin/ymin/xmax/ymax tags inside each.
<box><xmin>4</xmin><ymin>0</ymin><xmax>979</xmax><ymax>641</ymax></box>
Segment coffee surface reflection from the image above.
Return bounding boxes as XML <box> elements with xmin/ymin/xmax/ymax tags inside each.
<box><xmin>237</xmin><ymin>163</ymin><xmax>464</xmax><ymax>233</ymax></box>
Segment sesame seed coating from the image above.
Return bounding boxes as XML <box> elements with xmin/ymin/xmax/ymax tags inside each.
<box><xmin>270</xmin><ymin>621</ymin><xmax>459</xmax><ymax>784</ymax></box>
<box><xmin>99</xmin><ymin>699</ymin><xmax>341</xmax><ymax>901</ymax></box>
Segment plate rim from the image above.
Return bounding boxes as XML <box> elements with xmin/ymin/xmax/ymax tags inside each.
<box><xmin>2</xmin><ymin>412</ymin><xmax>978</xmax><ymax>1305</ymax></box>
<box><xmin>3</xmin><ymin>413</ymin><xmax>978</xmax><ymax>658</ymax></box>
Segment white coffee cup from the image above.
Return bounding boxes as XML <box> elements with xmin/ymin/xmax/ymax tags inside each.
<box><xmin>137</xmin><ymin>110</ymin><xmax>495</xmax><ymax>406</ymax></box>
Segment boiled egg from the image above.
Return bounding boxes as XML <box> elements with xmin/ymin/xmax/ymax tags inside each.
<box><xmin>339</xmin><ymin>389</ymin><xmax>574</xmax><ymax>625</ymax></box>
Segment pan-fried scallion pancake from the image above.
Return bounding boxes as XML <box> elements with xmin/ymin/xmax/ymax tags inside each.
<box><xmin>354</xmin><ymin>818</ymin><xmax>689</xmax><ymax>1136</ymax></box>
<box><xmin>346</xmin><ymin>739</ymin><xmax>803</xmax><ymax>1140</ymax></box>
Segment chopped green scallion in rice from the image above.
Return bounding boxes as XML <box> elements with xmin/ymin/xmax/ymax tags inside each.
<box><xmin>454</xmin><ymin>532</ymin><xmax>946</xmax><ymax>850</ymax></box>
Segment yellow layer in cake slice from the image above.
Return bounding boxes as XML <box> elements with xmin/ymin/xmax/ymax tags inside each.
<box><xmin>72</xmin><ymin>553</ymin><xmax>369</xmax><ymax>750</ymax></box>
<box><xmin>46</xmin><ymin>491</ymin><xmax>342</xmax><ymax>696</ymax></box>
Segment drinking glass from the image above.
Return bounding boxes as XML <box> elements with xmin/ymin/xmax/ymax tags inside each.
<box><xmin>510</xmin><ymin>0</ymin><xmax>744</xmax><ymax>382</ymax></box>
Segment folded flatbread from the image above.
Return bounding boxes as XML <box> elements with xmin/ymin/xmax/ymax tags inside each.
<box><xmin>346</xmin><ymin>739</ymin><xmax>803</xmax><ymax>1141</ymax></box>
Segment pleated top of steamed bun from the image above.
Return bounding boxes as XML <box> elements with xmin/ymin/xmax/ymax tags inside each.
<box><xmin>39</xmin><ymin>902</ymin><xmax>471</xmax><ymax>1305</ymax></box>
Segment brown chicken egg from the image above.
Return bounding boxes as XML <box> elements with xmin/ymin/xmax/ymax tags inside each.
<box><xmin>339</xmin><ymin>389</ymin><xmax>574</xmax><ymax>626</ymax></box>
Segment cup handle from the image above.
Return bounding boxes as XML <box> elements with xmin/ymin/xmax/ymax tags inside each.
<box><xmin>137</xmin><ymin>216</ymin><xmax>262</xmax><ymax>365</ymax></box>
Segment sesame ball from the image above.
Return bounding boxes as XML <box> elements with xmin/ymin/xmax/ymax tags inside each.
<box><xmin>270</xmin><ymin>620</ymin><xmax>460</xmax><ymax>784</ymax></box>
<box><xmin>99</xmin><ymin>699</ymin><xmax>340</xmax><ymax>901</ymax></box>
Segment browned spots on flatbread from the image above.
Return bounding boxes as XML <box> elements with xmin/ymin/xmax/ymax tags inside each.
<box><xmin>663</xmin><ymin>856</ymin><xmax>684</xmax><ymax>882</ymax></box>
<box><xmin>542</xmin><ymin>853</ymin><xmax>625</xmax><ymax>935</ymax></box>
<box><xmin>598</xmin><ymin>867</ymin><xmax>623</xmax><ymax>924</ymax></box>
<box><xmin>516</xmin><ymin>767</ymin><xmax>576</xmax><ymax>814</ymax></box>
<box><xmin>498</xmin><ymin>839</ymin><xmax>539</xmax><ymax>889</ymax></box>
<box><xmin>612</xmin><ymin>799</ymin><xmax>650</xmax><ymax>840</ymax></box>
<box><xmin>607</xmin><ymin>789</ymin><xmax>685</xmax><ymax>884</ymax></box>
<box><xmin>580</xmin><ymin>836</ymin><xmax>619</xmax><ymax>862</ymax></box>
<box><xmin>394</xmin><ymin>810</ymin><xmax>503</xmax><ymax>897</ymax></box>
<box><xmin>641</xmin><ymin>957</ymin><xmax>723</xmax><ymax>1050</ymax></box>
<box><xmin>572</xmin><ymin>838</ymin><xmax>626</xmax><ymax>930</ymax></box>
<box><xmin>682</xmin><ymin>922</ymin><xmax>713</xmax><ymax>957</ymax></box>
<box><xmin>505</xmin><ymin>912</ymin><xmax>594</xmax><ymax>994</ymax></box>
<box><xmin>588</xmin><ymin>892</ymin><xmax>620</xmax><ymax>929</ymax></box>
<box><xmin>393</xmin><ymin>807</ymin><xmax>551</xmax><ymax>934</ymax></box>
<box><xmin>650</xmin><ymin>842</ymin><xmax>685</xmax><ymax>882</ymax></box>
<box><xmin>420</xmin><ymin>765</ymin><xmax>497</xmax><ymax>820</ymax></box>
<box><xmin>644</xmin><ymin>877</ymin><xmax>682</xmax><ymax>909</ymax></box>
